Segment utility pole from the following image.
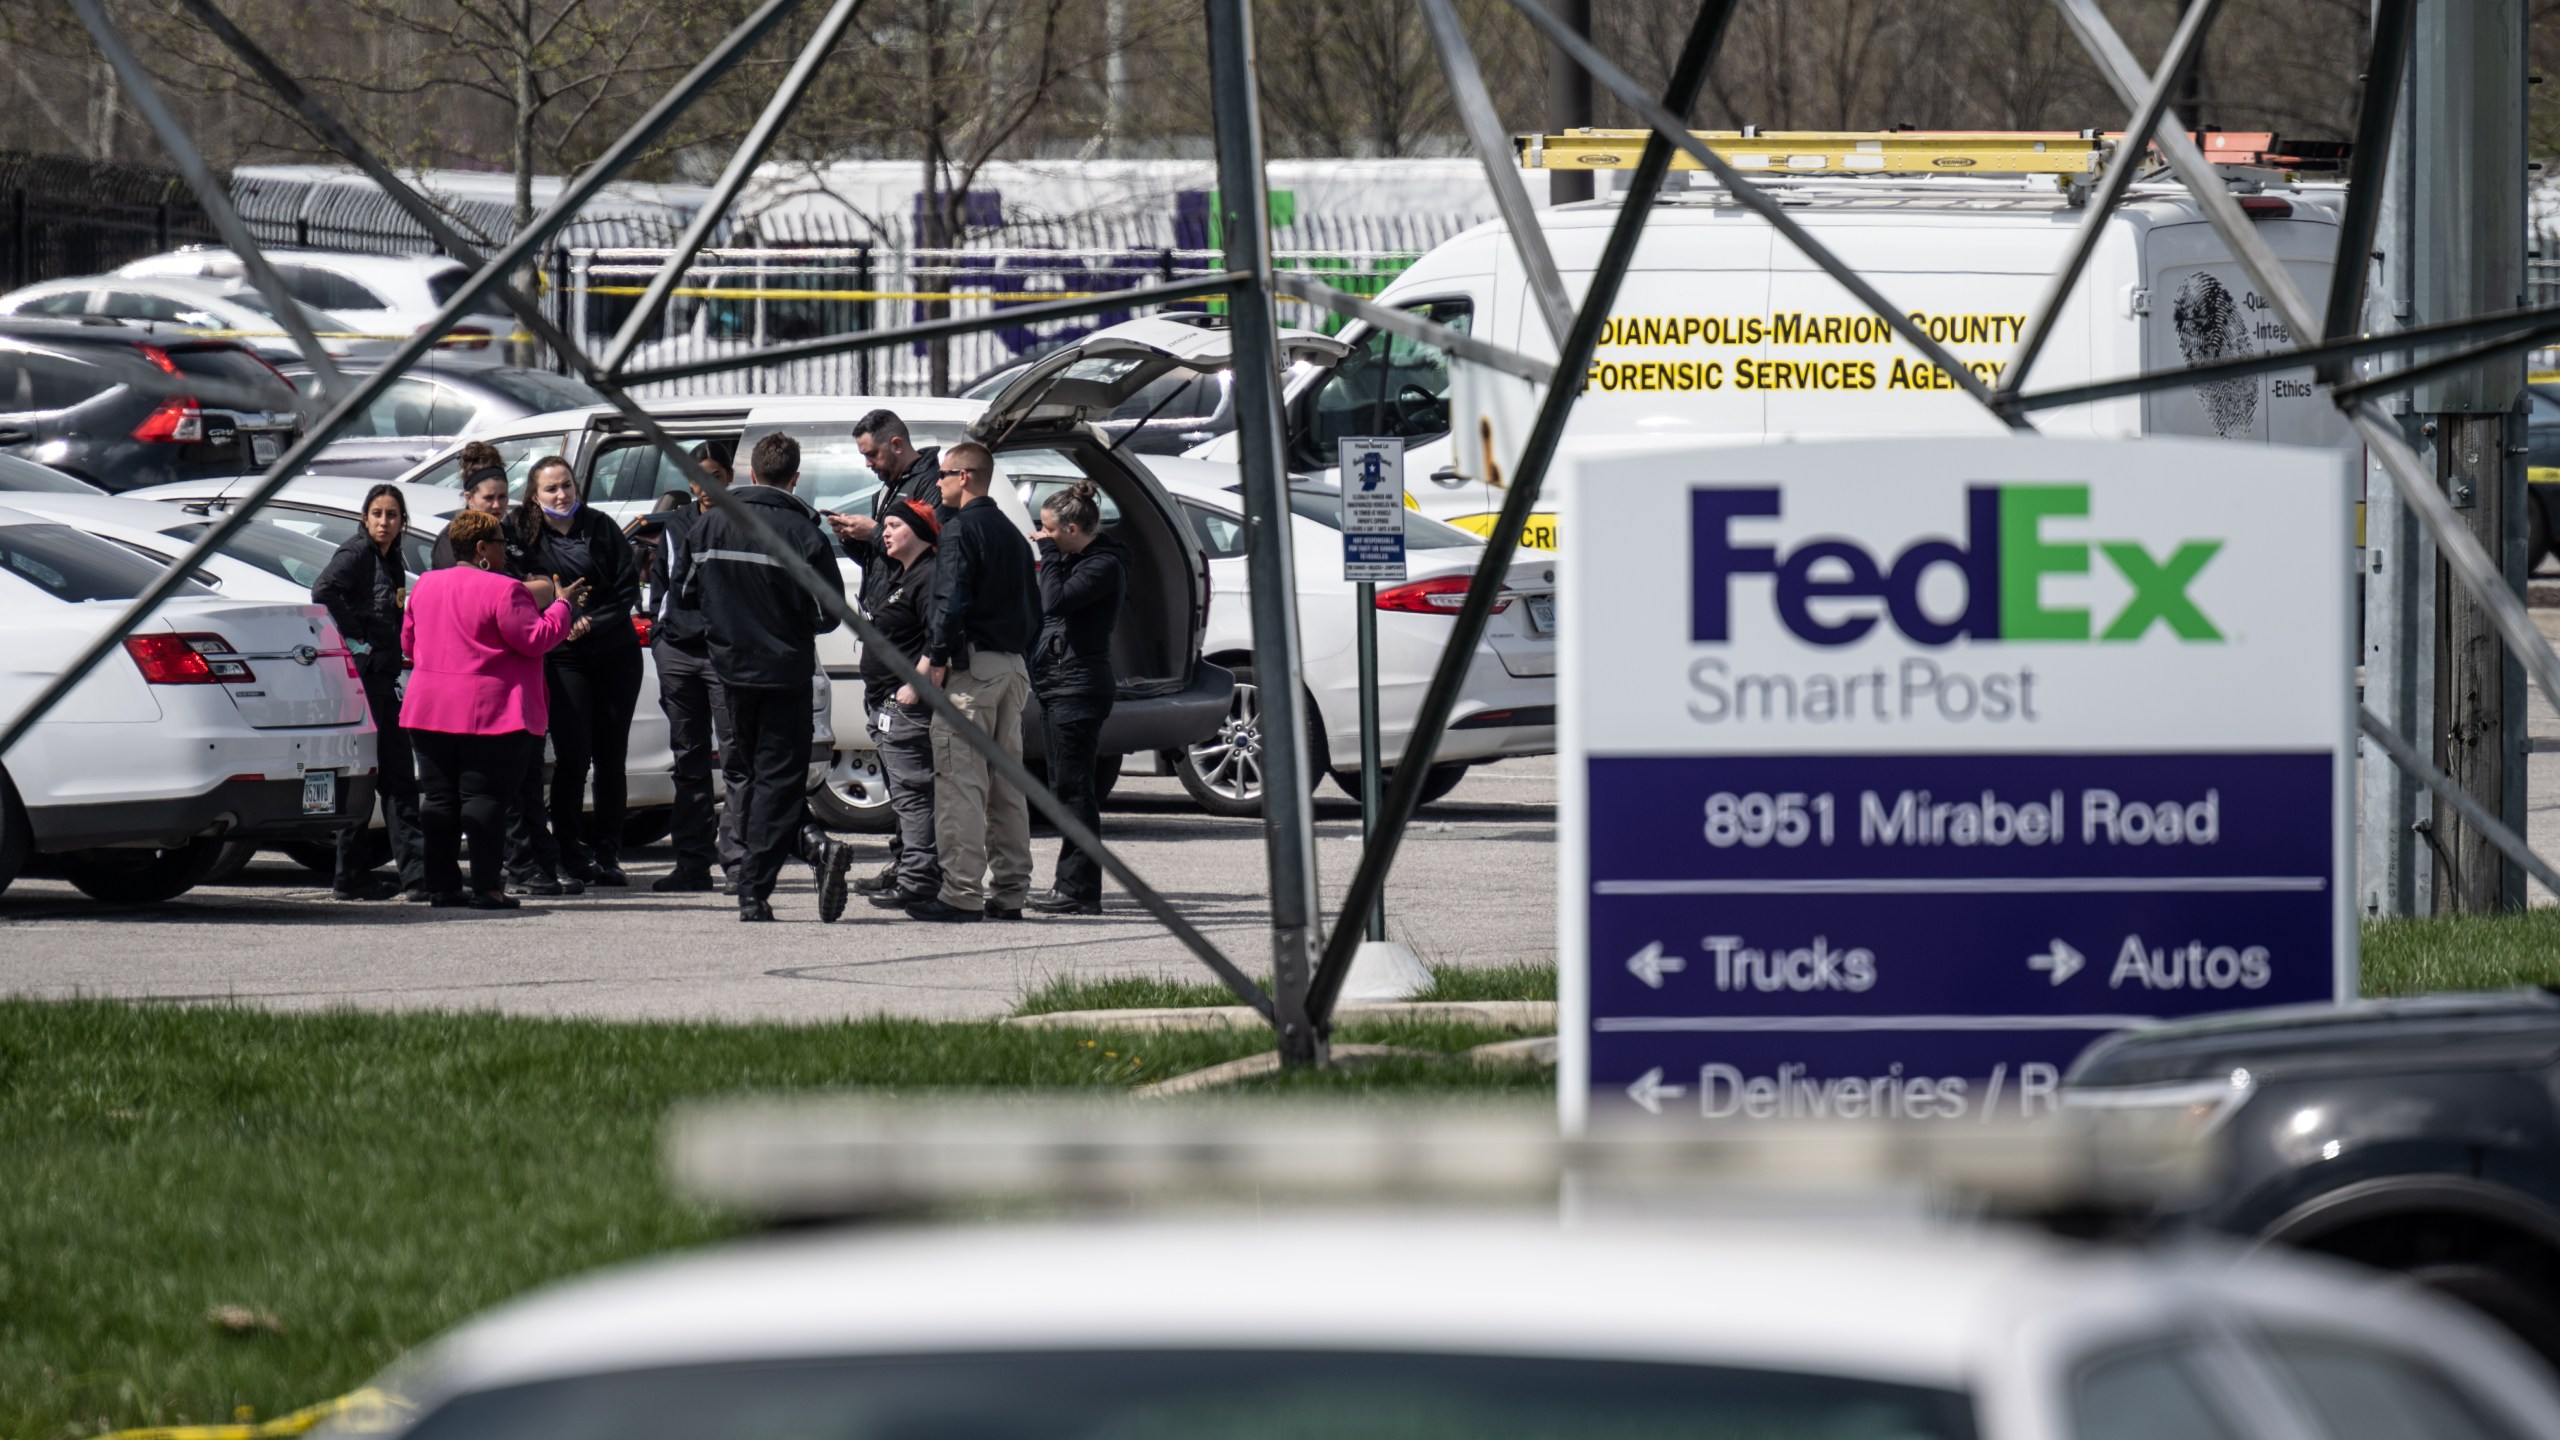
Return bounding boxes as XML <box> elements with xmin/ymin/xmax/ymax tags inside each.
<box><xmin>2412</xmin><ymin>0</ymin><xmax>2528</xmax><ymax>911</ymax></box>
<box><xmin>1205</xmin><ymin>0</ymin><xmax>1327</xmax><ymax>1066</ymax></box>
<box><xmin>1544</xmin><ymin>0</ymin><xmax>1592</xmax><ymax>205</ymax></box>
<box><xmin>2360</xmin><ymin>0</ymin><xmax>2432</xmax><ymax>919</ymax></box>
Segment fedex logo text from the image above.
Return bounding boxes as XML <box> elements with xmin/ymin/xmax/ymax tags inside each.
<box><xmin>1691</xmin><ymin>484</ymin><xmax>2224</xmax><ymax>648</ymax></box>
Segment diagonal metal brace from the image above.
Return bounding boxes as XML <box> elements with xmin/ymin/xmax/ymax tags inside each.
<box><xmin>1498</xmin><ymin>0</ymin><xmax>2033</xmax><ymax>430</ymax></box>
<box><xmin>173</xmin><ymin>3</ymin><xmax>1271</xmax><ymax>1017</ymax></box>
<box><xmin>1417</xmin><ymin>0</ymin><xmax>1574</xmax><ymax>347</ymax></box>
<box><xmin>1273</xmin><ymin>273</ymin><xmax>1557</xmax><ymax>385</ymax></box>
<box><xmin>2359</xmin><ymin>706</ymin><xmax>2560</xmax><ymax>900</ymax></box>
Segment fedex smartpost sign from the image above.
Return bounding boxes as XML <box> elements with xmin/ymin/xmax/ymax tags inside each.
<box><xmin>1557</xmin><ymin>437</ymin><xmax>2353</xmax><ymax>1131</ymax></box>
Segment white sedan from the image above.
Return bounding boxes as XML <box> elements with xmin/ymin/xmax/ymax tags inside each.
<box><xmin>1141</xmin><ymin>460</ymin><xmax>1555</xmax><ymax>816</ymax></box>
<box><xmin>328</xmin><ymin>1211</ymin><xmax>2560</xmax><ymax>1440</ymax></box>
<box><xmin>0</xmin><ymin>505</ymin><xmax>375</xmax><ymax>903</ymax></box>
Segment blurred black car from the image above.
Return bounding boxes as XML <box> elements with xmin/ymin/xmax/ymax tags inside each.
<box><xmin>2069</xmin><ymin>991</ymin><xmax>2560</xmax><ymax>1365</ymax></box>
<box><xmin>279</xmin><ymin>359</ymin><xmax>601</xmax><ymax>479</ymax></box>
<box><xmin>0</xmin><ymin>316</ymin><xmax>302</xmax><ymax>493</ymax></box>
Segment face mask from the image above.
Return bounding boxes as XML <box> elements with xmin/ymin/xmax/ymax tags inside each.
<box><xmin>542</xmin><ymin>499</ymin><xmax>581</xmax><ymax>521</ymax></box>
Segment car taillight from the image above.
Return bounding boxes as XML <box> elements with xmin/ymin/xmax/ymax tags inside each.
<box><xmin>437</xmin><ymin>325</ymin><xmax>492</xmax><ymax>352</ymax></box>
<box><xmin>632</xmin><ymin>614</ymin><xmax>654</xmax><ymax>647</ymax></box>
<box><xmin>132</xmin><ymin>395</ymin><xmax>205</xmax><ymax>443</ymax></box>
<box><xmin>134</xmin><ymin>342</ymin><xmax>181</xmax><ymax>376</ymax></box>
<box><xmin>1374</xmin><ymin>576</ymin><xmax>1512</xmax><ymax>614</ymax></box>
<box><xmin>125</xmin><ymin>632</ymin><xmax>255</xmax><ymax>684</ymax></box>
<box><xmin>2239</xmin><ymin>196</ymin><xmax>2293</xmax><ymax>220</ymax></box>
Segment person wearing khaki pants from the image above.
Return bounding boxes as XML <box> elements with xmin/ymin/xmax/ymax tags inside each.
<box><xmin>930</xmin><ymin>650</ymin><xmax>1033</xmax><ymax>915</ymax></box>
<box><xmin>910</xmin><ymin>440</ymin><xmax>1043</xmax><ymax>924</ymax></box>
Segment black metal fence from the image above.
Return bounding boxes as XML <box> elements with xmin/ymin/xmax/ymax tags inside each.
<box><xmin>1</xmin><ymin>151</ymin><xmax>223</xmax><ymax>289</ymax></box>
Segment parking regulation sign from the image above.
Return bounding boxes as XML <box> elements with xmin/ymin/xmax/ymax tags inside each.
<box><xmin>1340</xmin><ymin>438</ymin><xmax>1408</xmax><ymax>582</ymax></box>
<box><xmin>1557</xmin><ymin>437</ymin><xmax>2353</xmax><ymax>1132</ymax></box>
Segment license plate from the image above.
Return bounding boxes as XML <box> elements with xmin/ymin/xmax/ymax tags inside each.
<box><xmin>251</xmin><ymin>433</ymin><xmax>280</xmax><ymax>465</ymax></box>
<box><xmin>1527</xmin><ymin>595</ymin><xmax>1556</xmax><ymax>633</ymax></box>
<box><xmin>301</xmin><ymin>769</ymin><xmax>337</xmax><ymax>816</ymax></box>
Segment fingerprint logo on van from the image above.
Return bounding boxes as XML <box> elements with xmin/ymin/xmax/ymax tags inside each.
<box><xmin>2172</xmin><ymin>272</ymin><xmax>2259</xmax><ymax>438</ymax></box>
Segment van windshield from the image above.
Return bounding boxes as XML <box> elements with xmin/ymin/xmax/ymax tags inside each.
<box><xmin>1297</xmin><ymin>298</ymin><xmax>1471</xmax><ymax>464</ymax></box>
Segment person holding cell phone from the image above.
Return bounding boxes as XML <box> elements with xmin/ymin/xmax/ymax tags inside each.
<box><xmin>402</xmin><ymin>510</ymin><xmax>586</xmax><ymax>910</ymax></box>
<box><xmin>510</xmin><ymin>455</ymin><xmax>644</xmax><ymax>887</ymax></box>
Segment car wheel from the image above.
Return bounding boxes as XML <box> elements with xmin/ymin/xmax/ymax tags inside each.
<box><xmin>808</xmin><ymin>747</ymin><xmax>895</xmax><ymax>834</ymax></box>
<box><xmin>0</xmin><ymin>769</ymin><xmax>30</xmax><ymax>899</ymax></box>
<box><xmin>57</xmin><ymin>838</ymin><xmax>227</xmax><ymax>904</ymax></box>
<box><xmin>1329</xmin><ymin>762</ymin><xmax>1471</xmax><ymax>810</ymax></box>
<box><xmin>1176</xmin><ymin>663</ymin><xmax>1326</xmax><ymax>818</ymax></box>
<box><xmin>202</xmin><ymin>839</ymin><xmax>260</xmax><ymax>885</ymax></box>
<box><xmin>2404</xmin><ymin>1262</ymin><xmax>2560</xmax><ymax>1370</ymax></box>
<box><xmin>621</xmin><ymin>806</ymin><xmax>673</xmax><ymax>849</ymax></box>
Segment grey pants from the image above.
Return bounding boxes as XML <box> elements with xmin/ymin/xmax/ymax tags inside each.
<box><xmin>873</xmin><ymin>702</ymin><xmax>941</xmax><ymax>899</ymax></box>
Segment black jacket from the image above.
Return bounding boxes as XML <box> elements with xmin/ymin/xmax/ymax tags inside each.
<box><xmin>680</xmin><ymin>482</ymin><xmax>844</xmax><ymax>689</ymax></box>
<box><xmin>1032</xmin><ymin>533</ymin><xmax>1125</xmax><ymax>699</ymax></box>
<box><xmin>513</xmin><ymin>505</ymin><xmax>642</xmax><ymax>659</ymax></box>
<box><xmin>651</xmin><ymin>504</ymin><xmax>715</xmax><ymax>652</ymax></box>
<box><xmin>312</xmin><ymin>533</ymin><xmax>407</xmax><ymax>682</ymax></box>
<box><xmin>859</xmin><ymin>550</ymin><xmax>939</xmax><ymax>711</ymax></box>
<box><xmin>928</xmin><ymin>495</ymin><xmax>1039</xmax><ymax>667</ymax></box>
<box><xmin>841</xmin><ymin>446</ymin><xmax>942</xmax><ymax>613</ymax></box>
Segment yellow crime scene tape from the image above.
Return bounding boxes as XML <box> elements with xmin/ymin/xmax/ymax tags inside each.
<box><xmin>89</xmin><ymin>1388</ymin><xmax>407</xmax><ymax>1440</ymax></box>
<box><xmin>579</xmin><ymin>284</ymin><xmax>1116</xmax><ymax>303</ymax></box>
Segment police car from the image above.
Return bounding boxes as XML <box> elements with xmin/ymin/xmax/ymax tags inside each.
<box><xmin>1195</xmin><ymin>131</ymin><xmax>2354</xmax><ymax>550</ymax></box>
<box><xmin>330</xmin><ymin>1187</ymin><xmax>2560</xmax><ymax>1440</ymax></box>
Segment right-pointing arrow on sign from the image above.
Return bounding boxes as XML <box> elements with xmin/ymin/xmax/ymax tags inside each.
<box><xmin>1626</xmin><ymin>1066</ymin><xmax>1688</xmax><ymax>1115</ymax></box>
<box><xmin>1626</xmin><ymin>941</ymin><xmax>1687</xmax><ymax>989</ymax></box>
<box><xmin>2028</xmin><ymin>939</ymin><xmax>2085</xmax><ymax>986</ymax></box>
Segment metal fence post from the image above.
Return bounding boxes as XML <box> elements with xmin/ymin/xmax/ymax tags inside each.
<box><xmin>1205</xmin><ymin>0</ymin><xmax>1326</xmax><ymax>1066</ymax></box>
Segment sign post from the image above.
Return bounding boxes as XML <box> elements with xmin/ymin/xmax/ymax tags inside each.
<box><xmin>1339</xmin><ymin>437</ymin><xmax>1428</xmax><ymax>997</ymax></box>
<box><xmin>1557</xmin><ymin>437</ymin><xmax>2353</xmax><ymax>1131</ymax></box>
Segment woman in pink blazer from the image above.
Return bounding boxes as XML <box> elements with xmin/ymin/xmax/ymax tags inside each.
<box><xmin>402</xmin><ymin>510</ymin><xmax>586</xmax><ymax>909</ymax></box>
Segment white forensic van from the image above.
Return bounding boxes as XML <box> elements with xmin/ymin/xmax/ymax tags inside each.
<box><xmin>1198</xmin><ymin>132</ymin><xmax>2353</xmax><ymax>548</ymax></box>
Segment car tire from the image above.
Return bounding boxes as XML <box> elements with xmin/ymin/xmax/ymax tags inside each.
<box><xmin>808</xmin><ymin>748</ymin><xmax>896</xmax><ymax>834</ymax></box>
<box><xmin>2532</xmin><ymin>495</ymin><xmax>2552</xmax><ymax>577</ymax></box>
<box><xmin>1329</xmin><ymin>762</ymin><xmax>1471</xmax><ymax>810</ymax></box>
<box><xmin>57</xmin><ymin>838</ymin><xmax>226</xmax><ymax>904</ymax></box>
<box><xmin>0</xmin><ymin>769</ymin><xmax>31</xmax><ymax>900</ymax></box>
<box><xmin>1176</xmin><ymin>663</ymin><xmax>1327</xmax><ymax>818</ymax></box>
<box><xmin>202</xmin><ymin>839</ymin><xmax>260</xmax><ymax>885</ymax></box>
<box><xmin>2404</xmin><ymin>1262</ymin><xmax>2560</xmax><ymax>1370</ymax></box>
<box><xmin>621</xmin><ymin>806</ymin><xmax>673</xmax><ymax>849</ymax></box>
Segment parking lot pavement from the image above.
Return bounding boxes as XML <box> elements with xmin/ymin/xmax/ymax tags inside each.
<box><xmin>0</xmin><ymin>758</ymin><xmax>1557</xmax><ymax>1023</ymax></box>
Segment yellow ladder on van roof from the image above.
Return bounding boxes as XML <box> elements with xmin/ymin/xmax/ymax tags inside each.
<box><xmin>1517</xmin><ymin>129</ymin><xmax>2109</xmax><ymax>177</ymax></box>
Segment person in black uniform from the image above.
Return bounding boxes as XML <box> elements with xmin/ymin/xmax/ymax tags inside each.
<box><xmin>822</xmin><ymin>408</ymin><xmax>943</xmax><ymax>617</ymax></box>
<box><xmin>312</xmin><ymin>483</ymin><xmax>426</xmax><ymax>901</ymax></box>
<box><xmin>646</xmin><ymin>454</ymin><xmax>733</xmax><ymax>893</ymax></box>
<box><xmin>512</xmin><ymin>455</ymin><xmax>644</xmax><ymax>887</ymax></box>
<box><xmin>858</xmin><ymin>497</ymin><xmax>944</xmax><ymax>909</ymax></box>
<box><xmin>679</xmin><ymin>432</ymin><xmax>848</xmax><ymax>922</ymax></box>
<box><xmin>1027</xmin><ymin>480</ymin><xmax>1125</xmax><ymax>915</ymax></box>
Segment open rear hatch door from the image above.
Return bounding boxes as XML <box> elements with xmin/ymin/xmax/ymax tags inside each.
<box><xmin>970</xmin><ymin>315</ymin><xmax>1347</xmax><ymax>443</ymax></box>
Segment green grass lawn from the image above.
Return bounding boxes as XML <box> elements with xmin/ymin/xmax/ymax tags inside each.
<box><xmin>1012</xmin><ymin>960</ymin><xmax>1556</xmax><ymax>1016</ymax></box>
<box><xmin>3</xmin><ymin>910</ymin><xmax>2555</xmax><ymax>1438</ymax></box>
<box><xmin>0</xmin><ymin>1001</ymin><xmax>1535</xmax><ymax>1439</ymax></box>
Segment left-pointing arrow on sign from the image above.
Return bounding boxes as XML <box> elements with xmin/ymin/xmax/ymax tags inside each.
<box><xmin>1626</xmin><ymin>1066</ymin><xmax>1688</xmax><ymax>1115</ymax></box>
<box><xmin>1626</xmin><ymin>941</ymin><xmax>1687</xmax><ymax>989</ymax></box>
